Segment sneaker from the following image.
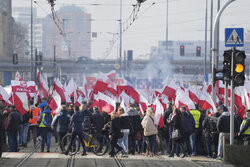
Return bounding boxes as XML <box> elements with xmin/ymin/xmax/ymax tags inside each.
<box><xmin>47</xmin><ymin>150</ymin><xmax>50</xmax><ymax>153</ymax></box>
<box><xmin>81</xmin><ymin>152</ymin><xmax>87</xmax><ymax>156</ymax></box>
<box><xmin>216</xmin><ymin>157</ymin><xmax>222</xmax><ymax>160</ymax></box>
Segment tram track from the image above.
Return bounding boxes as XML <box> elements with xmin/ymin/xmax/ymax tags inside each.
<box><xmin>15</xmin><ymin>141</ymin><xmax>41</xmax><ymax>167</ymax></box>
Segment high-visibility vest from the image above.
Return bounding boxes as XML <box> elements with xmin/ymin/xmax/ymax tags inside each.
<box><xmin>190</xmin><ymin>110</ymin><xmax>201</xmax><ymax>128</ymax></box>
<box><xmin>241</xmin><ymin>119</ymin><xmax>250</xmax><ymax>135</ymax></box>
<box><xmin>39</xmin><ymin>112</ymin><xmax>53</xmax><ymax>128</ymax></box>
<box><xmin>28</xmin><ymin>107</ymin><xmax>41</xmax><ymax>125</ymax></box>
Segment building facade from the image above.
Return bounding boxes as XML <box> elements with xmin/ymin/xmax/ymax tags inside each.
<box><xmin>43</xmin><ymin>5</ymin><xmax>91</xmax><ymax>60</ymax></box>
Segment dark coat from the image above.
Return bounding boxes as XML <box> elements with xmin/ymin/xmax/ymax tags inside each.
<box><xmin>7</xmin><ymin>110</ymin><xmax>22</xmax><ymax>132</ymax></box>
<box><xmin>170</xmin><ymin>114</ymin><xmax>182</xmax><ymax>131</ymax></box>
<box><xmin>127</xmin><ymin>108</ymin><xmax>142</xmax><ymax>134</ymax></box>
<box><xmin>92</xmin><ymin>112</ymin><xmax>104</xmax><ymax>133</ymax></box>
<box><xmin>70</xmin><ymin>111</ymin><xmax>84</xmax><ymax>133</ymax></box>
<box><xmin>119</xmin><ymin>115</ymin><xmax>130</xmax><ymax>130</ymax></box>
<box><xmin>181</xmin><ymin>111</ymin><xmax>195</xmax><ymax>135</ymax></box>
<box><xmin>52</xmin><ymin>110</ymin><xmax>70</xmax><ymax>133</ymax></box>
<box><xmin>109</xmin><ymin>117</ymin><xmax>122</xmax><ymax>138</ymax></box>
<box><xmin>202</xmin><ymin>116</ymin><xmax>211</xmax><ymax>138</ymax></box>
<box><xmin>217</xmin><ymin>112</ymin><xmax>238</xmax><ymax>133</ymax></box>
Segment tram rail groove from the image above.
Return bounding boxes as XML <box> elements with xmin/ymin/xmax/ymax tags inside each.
<box><xmin>67</xmin><ymin>155</ymin><xmax>75</xmax><ymax>167</ymax></box>
<box><xmin>15</xmin><ymin>141</ymin><xmax>41</xmax><ymax>167</ymax></box>
<box><xmin>114</xmin><ymin>155</ymin><xmax>125</xmax><ymax>167</ymax></box>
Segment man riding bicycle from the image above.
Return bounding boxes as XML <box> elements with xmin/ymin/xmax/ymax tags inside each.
<box><xmin>65</xmin><ymin>105</ymin><xmax>87</xmax><ymax>156</ymax></box>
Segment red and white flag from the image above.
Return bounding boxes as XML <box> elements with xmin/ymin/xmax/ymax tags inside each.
<box><xmin>0</xmin><ymin>85</ymin><xmax>12</xmax><ymax>105</ymax></box>
<box><xmin>98</xmin><ymin>92</ymin><xmax>116</xmax><ymax>115</ymax></box>
<box><xmin>49</xmin><ymin>91</ymin><xmax>61</xmax><ymax>115</ymax></box>
<box><xmin>201</xmin><ymin>92</ymin><xmax>216</xmax><ymax>113</ymax></box>
<box><xmin>13</xmin><ymin>92</ymin><xmax>29</xmax><ymax>115</ymax></box>
<box><xmin>66</xmin><ymin>78</ymin><xmax>77</xmax><ymax>98</ymax></box>
<box><xmin>53</xmin><ymin>78</ymin><xmax>66</xmax><ymax>102</ymax></box>
<box><xmin>175</xmin><ymin>89</ymin><xmax>195</xmax><ymax>110</ymax></box>
<box><xmin>188</xmin><ymin>86</ymin><xmax>199</xmax><ymax>104</ymax></box>
<box><xmin>162</xmin><ymin>79</ymin><xmax>178</xmax><ymax>101</ymax></box>
<box><xmin>37</xmin><ymin>69</ymin><xmax>49</xmax><ymax>98</ymax></box>
<box><xmin>15</xmin><ymin>71</ymin><xmax>23</xmax><ymax>81</ymax></box>
<box><xmin>75</xmin><ymin>95</ymin><xmax>82</xmax><ymax>107</ymax></box>
<box><xmin>152</xmin><ymin>98</ymin><xmax>164</xmax><ymax>128</ymax></box>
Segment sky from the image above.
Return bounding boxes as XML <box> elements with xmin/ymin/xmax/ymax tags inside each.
<box><xmin>12</xmin><ymin>0</ymin><xmax>250</xmax><ymax>60</ymax></box>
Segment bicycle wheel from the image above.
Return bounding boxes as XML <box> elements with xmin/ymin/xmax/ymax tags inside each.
<box><xmin>62</xmin><ymin>134</ymin><xmax>80</xmax><ymax>156</ymax></box>
<box><xmin>92</xmin><ymin>134</ymin><xmax>109</xmax><ymax>156</ymax></box>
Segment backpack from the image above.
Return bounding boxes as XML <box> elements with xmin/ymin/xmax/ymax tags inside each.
<box><xmin>43</xmin><ymin>112</ymin><xmax>53</xmax><ymax>126</ymax></box>
<box><xmin>209</xmin><ymin>116</ymin><xmax>218</xmax><ymax>133</ymax></box>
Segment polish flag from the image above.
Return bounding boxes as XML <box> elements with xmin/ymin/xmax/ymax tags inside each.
<box><xmin>117</xmin><ymin>79</ymin><xmax>140</xmax><ymax>103</ymax></box>
<box><xmin>201</xmin><ymin>92</ymin><xmax>216</xmax><ymax>113</ymax></box>
<box><xmin>13</xmin><ymin>92</ymin><xmax>29</xmax><ymax>115</ymax></box>
<box><xmin>175</xmin><ymin>89</ymin><xmax>195</xmax><ymax>110</ymax></box>
<box><xmin>91</xmin><ymin>94</ymin><xmax>99</xmax><ymax>108</ymax></box>
<box><xmin>75</xmin><ymin>95</ymin><xmax>82</xmax><ymax>107</ymax></box>
<box><xmin>49</xmin><ymin>91</ymin><xmax>61</xmax><ymax>115</ymax></box>
<box><xmin>120</xmin><ymin>100</ymin><xmax>127</xmax><ymax>113</ymax></box>
<box><xmin>120</xmin><ymin>91</ymin><xmax>131</xmax><ymax>106</ymax></box>
<box><xmin>161</xmin><ymin>96</ymin><xmax>169</xmax><ymax>111</ymax></box>
<box><xmin>98</xmin><ymin>92</ymin><xmax>116</xmax><ymax>115</ymax></box>
<box><xmin>188</xmin><ymin>86</ymin><xmax>199</xmax><ymax>104</ymax></box>
<box><xmin>82</xmin><ymin>75</ymin><xmax>88</xmax><ymax>99</ymax></box>
<box><xmin>53</xmin><ymin>78</ymin><xmax>66</xmax><ymax>102</ymax></box>
<box><xmin>152</xmin><ymin>98</ymin><xmax>164</xmax><ymax>128</ymax></box>
<box><xmin>15</xmin><ymin>71</ymin><xmax>23</xmax><ymax>81</ymax></box>
<box><xmin>37</xmin><ymin>70</ymin><xmax>49</xmax><ymax>98</ymax></box>
<box><xmin>234</xmin><ymin>87</ymin><xmax>244</xmax><ymax>107</ymax></box>
<box><xmin>139</xmin><ymin>94</ymin><xmax>150</xmax><ymax>114</ymax></box>
<box><xmin>0</xmin><ymin>85</ymin><xmax>12</xmax><ymax>105</ymax></box>
<box><xmin>162</xmin><ymin>79</ymin><xmax>178</xmax><ymax>101</ymax></box>
<box><xmin>66</xmin><ymin>78</ymin><xmax>77</xmax><ymax>98</ymax></box>
<box><xmin>93</xmin><ymin>73</ymin><xmax>108</xmax><ymax>94</ymax></box>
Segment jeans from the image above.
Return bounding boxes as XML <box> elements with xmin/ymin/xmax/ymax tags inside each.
<box><xmin>18</xmin><ymin>124</ymin><xmax>23</xmax><ymax>145</ymax></box>
<box><xmin>8</xmin><ymin>131</ymin><xmax>18</xmax><ymax>152</ymax></box>
<box><xmin>40</xmin><ymin>127</ymin><xmax>52</xmax><ymax>152</ymax></box>
<box><xmin>58</xmin><ymin>132</ymin><xmax>67</xmax><ymax>152</ymax></box>
<box><xmin>110</xmin><ymin>136</ymin><xmax>123</xmax><ymax>156</ymax></box>
<box><xmin>22</xmin><ymin>123</ymin><xmax>30</xmax><ymax>144</ymax></box>
<box><xmin>118</xmin><ymin>130</ymin><xmax>129</xmax><ymax>154</ymax></box>
<box><xmin>145</xmin><ymin>135</ymin><xmax>156</xmax><ymax>154</ymax></box>
<box><xmin>190</xmin><ymin>129</ymin><xmax>198</xmax><ymax>155</ymax></box>
<box><xmin>66</xmin><ymin>131</ymin><xmax>86</xmax><ymax>154</ymax></box>
<box><xmin>217</xmin><ymin>132</ymin><xmax>230</xmax><ymax>159</ymax></box>
<box><xmin>128</xmin><ymin>133</ymin><xmax>136</xmax><ymax>154</ymax></box>
<box><xmin>205</xmin><ymin>136</ymin><xmax>212</xmax><ymax>156</ymax></box>
<box><xmin>29</xmin><ymin>125</ymin><xmax>38</xmax><ymax>146</ymax></box>
<box><xmin>183</xmin><ymin>132</ymin><xmax>192</xmax><ymax>155</ymax></box>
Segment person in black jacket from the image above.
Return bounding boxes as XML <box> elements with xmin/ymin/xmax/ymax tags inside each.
<box><xmin>52</xmin><ymin>104</ymin><xmax>70</xmax><ymax>152</ymax></box>
<box><xmin>202</xmin><ymin>110</ymin><xmax>212</xmax><ymax>158</ymax></box>
<box><xmin>216</xmin><ymin>107</ymin><xmax>238</xmax><ymax>160</ymax></box>
<box><xmin>167</xmin><ymin>108</ymin><xmax>187</xmax><ymax>158</ymax></box>
<box><xmin>109</xmin><ymin>111</ymin><xmax>123</xmax><ymax>157</ymax></box>
<box><xmin>180</xmin><ymin>106</ymin><xmax>195</xmax><ymax>156</ymax></box>
<box><xmin>127</xmin><ymin>105</ymin><xmax>141</xmax><ymax>155</ymax></box>
<box><xmin>7</xmin><ymin>105</ymin><xmax>22</xmax><ymax>152</ymax></box>
<box><xmin>92</xmin><ymin>107</ymin><xmax>104</xmax><ymax>134</ymax></box>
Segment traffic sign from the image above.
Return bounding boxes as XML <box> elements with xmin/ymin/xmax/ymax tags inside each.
<box><xmin>225</xmin><ymin>28</ymin><xmax>244</xmax><ymax>47</ymax></box>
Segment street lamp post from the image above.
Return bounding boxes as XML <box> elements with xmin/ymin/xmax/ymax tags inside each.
<box><xmin>30</xmin><ymin>0</ymin><xmax>34</xmax><ymax>81</ymax></box>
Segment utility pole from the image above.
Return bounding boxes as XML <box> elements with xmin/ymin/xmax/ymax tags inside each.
<box><xmin>230</xmin><ymin>47</ymin><xmax>235</xmax><ymax>145</ymax></box>
<box><xmin>216</xmin><ymin>0</ymin><xmax>221</xmax><ymax>69</ymax></box>
<box><xmin>166</xmin><ymin>0</ymin><xmax>169</xmax><ymax>50</ymax></box>
<box><xmin>119</xmin><ymin>0</ymin><xmax>122</xmax><ymax>75</ymax></box>
<box><xmin>204</xmin><ymin>0</ymin><xmax>208</xmax><ymax>81</ymax></box>
<box><xmin>209</xmin><ymin>0</ymin><xmax>213</xmax><ymax>74</ymax></box>
<box><xmin>54</xmin><ymin>45</ymin><xmax>56</xmax><ymax>77</ymax></box>
<box><xmin>211</xmin><ymin>0</ymin><xmax>235</xmax><ymax>105</ymax></box>
<box><xmin>30</xmin><ymin>0</ymin><xmax>33</xmax><ymax>80</ymax></box>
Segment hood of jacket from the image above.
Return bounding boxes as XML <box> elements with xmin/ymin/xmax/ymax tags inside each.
<box><xmin>127</xmin><ymin>108</ymin><xmax>138</xmax><ymax>116</ymax></box>
<box><xmin>40</xmin><ymin>102</ymin><xmax>48</xmax><ymax>111</ymax></box>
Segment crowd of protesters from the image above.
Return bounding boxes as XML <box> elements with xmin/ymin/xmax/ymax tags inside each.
<box><xmin>0</xmin><ymin>98</ymin><xmax>250</xmax><ymax>160</ymax></box>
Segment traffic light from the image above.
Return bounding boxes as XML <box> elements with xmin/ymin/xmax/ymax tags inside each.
<box><xmin>233</xmin><ymin>49</ymin><xmax>246</xmax><ymax>87</ymax></box>
<box><xmin>127</xmin><ymin>50</ymin><xmax>133</xmax><ymax>61</ymax></box>
<box><xmin>13</xmin><ymin>54</ymin><xmax>18</xmax><ymax>65</ymax></box>
<box><xmin>223</xmin><ymin>50</ymin><xmax>232</xmax><ymax>81</ymax></box>
<box><xmin>137</xmin><ymin>0</ymin><xmax>147</xmax><ymax>3</ymax></box>
<box><xmin>180</xmin><ymin>45</ymin><xmax>184</xmax><ymax>56</ymax></box>
<box><xmin>196</xmin><ymin>46</ymin><xmax>201</xmax><ymax>57</ymax></box>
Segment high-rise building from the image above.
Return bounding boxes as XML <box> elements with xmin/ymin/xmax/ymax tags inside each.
<box><xmin>0</xmin><ymin>0</ymin><xmax>13</xmax><ymax>62</ymax></box>
<box><xmin>12</xmin><ymin>7</ymin><xmax>43</xmax><ymax>60</ymax></box>
<box><xmin>43</xmin><ymin>5</ymin><xmax>91</xmax><ymax>60</ymax></box>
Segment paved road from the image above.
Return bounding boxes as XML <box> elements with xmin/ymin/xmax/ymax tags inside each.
<box><xmin>0</xmin><ymin>139</ymin><xmax>235</xmax><ymax>167</ymax></box>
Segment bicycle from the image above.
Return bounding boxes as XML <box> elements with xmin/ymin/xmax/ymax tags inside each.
<box><xmin>61</xmin><ymin>127</ymin><xmax>109</xmax><ymax>156</ymax></box>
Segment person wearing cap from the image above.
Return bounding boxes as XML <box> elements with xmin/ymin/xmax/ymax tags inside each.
<box><xmin>6</xmin><ymin>105</ymin><xmax>22</xmax><ymax>152</ymax></box>
<box><xmin>238</xmin><ymin>110</ymin><xmax>250</xmax><ymax>145</ymax></box>
<box><xmin>51</xmin><ymin>103</ymin><xmax>70</xmax><ymax>152</ymax></box>
<box><xmin>216</xmin><ymin>106</ymin><xmax>239</xmax><ymax>160</ymax></box>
